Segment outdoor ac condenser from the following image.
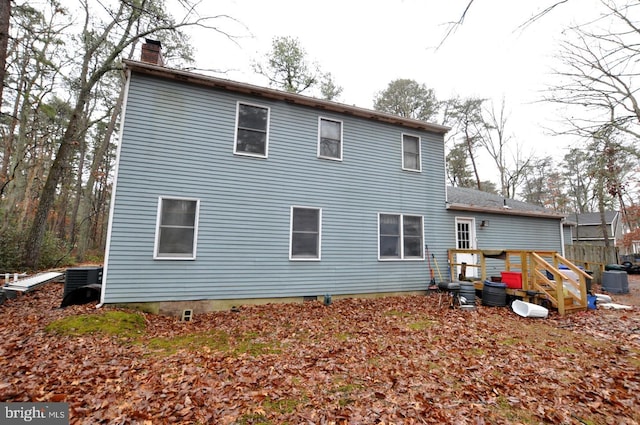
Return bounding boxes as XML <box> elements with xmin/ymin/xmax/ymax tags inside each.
<box><xmin>63</xmin><ymin>267</ymin><xmax>103</xmax><ymax>298</ymax></box>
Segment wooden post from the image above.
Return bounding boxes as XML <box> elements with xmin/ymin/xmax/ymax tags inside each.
<box><xmin>521</xmin><ymin>251</ymin><xmax>528</xmax><ymax>291</ymax></box>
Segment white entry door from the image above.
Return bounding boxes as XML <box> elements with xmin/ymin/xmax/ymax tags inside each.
<box><xmin>455</xmin><ymin>217</ymin><xmax>477</xmax><ymax>279</ymax></box>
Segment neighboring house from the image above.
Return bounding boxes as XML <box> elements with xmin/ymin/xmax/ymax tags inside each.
<box><xmin>101</xmin><ymin>41</ymin><xmax>453</xmax><ymax>314</ymax></box>
<box><xmin>568</xmin><ymin>211</ymin><xmax>624</xmax><ymax>248</ymax></box>
<box><xmin>445</xmin><ymin>186</ymin><xmax>567</xmax><ymax>277</ymax></box>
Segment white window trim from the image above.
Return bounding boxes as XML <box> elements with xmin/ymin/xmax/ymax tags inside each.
<box><xmin>317</xmin><ymin>116</ymin><xmax>343</xmax><ymax>161</ymax></box>
<box><xmin>233</xmin><ymin>101</ymin><xmax>270</xmax><ymax>158</ymax></box>
<box><xmin>378</xmin><ymin>213</ymin><xmax>425</xmax><ymax>261</ymax></box>
<box><xmin>455</xmin><ymin>216</ymin><xmax>476</xmax><ymax>250</ymax></box>
<box><xmin>153</xmin><ymin>196</ymin><xmax>200</xmax><ymax>260</ymax></box>
<box><xmin>401</xmin><ymin>133</ymin><xmax>422</xmax><ymax>172</ymax></box>
<box><xmin>289</xmin><ymin>206</ymin><xmax>322</xmax><ymax>261</ymax></box>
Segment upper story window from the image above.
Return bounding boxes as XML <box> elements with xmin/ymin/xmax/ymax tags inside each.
<box><xmin>378</xmin><ymin>213</ymin><xmax>424</xmax><ymax>260</ymax></box>
<box><xmin>402</xmin><ymin>133</ymin><xmax>421</xmax><ymax>172</ymax></box>
<box><xmin>318</xmin><ymin>117</ymin><xmax>343</xmax><ymax>161</ymax></box>
<box><xmin>154</xmin><ymin>197</ymin><xmax>200</xmax><ymax>260</ymax></box>
<box><xmin>235</xmin><ymin>102</ymin><xmax>270</xmax><ymax>158</ymax></box>
<box><xmin>290</xmin><ymin>206</ymin><xmax>322</xmax><ymax>260</ymax></box>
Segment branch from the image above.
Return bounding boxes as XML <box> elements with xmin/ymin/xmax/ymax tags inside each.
<box><xmin>436</xmin><ymin>0</ymin><xmax>474</xmax><ymax>50</ymax></box>
<box><xmin>516</xmin><ymin>0</ymin><xmax>569</xmax><ymax>32</ymax></box>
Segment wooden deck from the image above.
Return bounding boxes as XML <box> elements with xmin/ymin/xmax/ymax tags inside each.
<box><xmin>449</xmin><ymin>249</ymin><xmax>591</xmax><ymax>316</ymax></box>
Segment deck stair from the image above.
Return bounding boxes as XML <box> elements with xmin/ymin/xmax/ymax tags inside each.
<box><xmin>529</xmin><ymin>252</ymin><xmax>590</xmax><ymax>315</ymax></box>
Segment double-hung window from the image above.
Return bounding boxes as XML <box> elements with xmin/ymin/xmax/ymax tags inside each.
<box><xmin>290</xmin><ymin>207</ymin><xmax>322</xmax><ymax>260</ymax></box>
<box><xmin>235</xmin><ymin>102</ymin><xmax>269</xmax><ymax>157</ymax></box>
<box><xmin>402</xmin><ymin>133</ymin><xmax>421</xmax><ymax>171</ymax></box>
<box><xmin>378</xmin><ymin>213</ymin><xmax>424</xmax><ymax>260</ymax></box>
<box><xmin>154</xmin><ymin>197</ymin><xmax>200</xmax><ymax>260</ymax></box>
<box><xmin>318</xmin><ymin>117</ymin><xmax>343</xmax><ymax>160</ymax></box>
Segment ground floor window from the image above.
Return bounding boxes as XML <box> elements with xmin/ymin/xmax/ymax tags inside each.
<box><xmin>378</xmin><ymin>213</ymin><xmax>424</xmax><ymax>260</ymax></box>
<box><xmin>290</xmin><ymin>206</ymin><xmax>322</xmax><ymax>260</ymax></box>
<box><xmin>154</xmin><ymin>197</ymin><xmax>199</xmax><ymax>260</ymax></box>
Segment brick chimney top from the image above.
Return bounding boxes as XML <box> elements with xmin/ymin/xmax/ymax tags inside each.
<box><xmin>141</xmin><ymin>39</ymin><xmax>164</xmax><ymax>66</ymax></box>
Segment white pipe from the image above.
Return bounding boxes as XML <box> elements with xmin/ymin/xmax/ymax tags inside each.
<box><xmin>559</xmin><ymin>220</ymin><xmax>565</xmax><ymax>257</ymax></box>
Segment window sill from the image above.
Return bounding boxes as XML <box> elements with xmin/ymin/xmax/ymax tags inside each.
<box><xmin>234</xmin><ymin>151</ymin><xmax>268</xmax><ymax>159</ymax></box>
<box><xmin>153</xmin><ymin>256</ymin><xmax>197</xmax><ymax>261</ymax></box>
<box><xmin>378</xmin><ymin>257</ymin><xmax>425</xmax><ymax>261</ymax></box>
<box><xmin>318</xmin><ymin>155</ymin><xmax>343</xmax><ymax>162</ymax></box>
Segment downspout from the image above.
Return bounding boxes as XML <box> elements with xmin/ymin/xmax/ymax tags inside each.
<box><xmin>560</xmin><ymin>219</ymin><xmax>565</xmax><ymax>257</ymax></box>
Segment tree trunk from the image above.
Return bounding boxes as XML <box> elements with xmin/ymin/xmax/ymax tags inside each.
<box><xmin>596</xmin><ymin>178</ymin><xmax>611</xmax><ymax>251</ymax></box>
<box><xmin>465</xmin><ymin>134</ymin><xmax>481</xmax><ymax>190</ymax></box>
<box><xmin>0</xmin><ymin>0</ymin><xmax>10</xmax><ymax>107</ymax></box>
<box><xmin>24</xmin><ymin>102</ymin><xmax>85</xmax><ymax>268</ymax></box>
<box><xmin>69</xmin><ymin>122</ymin><xmax>88</xmax><ymax>245</ymax></box>
<box><xmin>76</xmin><ymin>79</ymin><xmax>125</xmax><ymax>260</ymax></box>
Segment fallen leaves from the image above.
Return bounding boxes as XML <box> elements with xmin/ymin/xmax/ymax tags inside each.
<box><xmin>0</xmin><ymin>279</ymin><xmax>639</xmax><ymax>424</ymax></box>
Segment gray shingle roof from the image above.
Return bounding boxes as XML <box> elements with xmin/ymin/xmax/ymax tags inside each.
<box><xmin>446</xmin><ymin>186</ymin><xmax>564</xmax><ymax>218</ymax></box>
<box><xmin>567</xmin><ymin>211</ymin><xmax>619</xmax><ymax>226</ymax></box>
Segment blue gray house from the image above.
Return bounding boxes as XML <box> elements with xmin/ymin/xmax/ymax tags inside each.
<box><xmin>101</xmin><ymin>41</ymin><xmax>568</xmax><ymax>314</ymax></box>
<box><xmin>101</xmin><ymin>41</ymin><xmax>455</xmax><ymax>314</ymax></box>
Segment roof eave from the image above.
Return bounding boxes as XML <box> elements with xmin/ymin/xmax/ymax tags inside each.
<box><xmin>122</xmin><ymin>60</ymin><xmax>451</xmax><ymax>135</ymax></box>
<box><xmin>446</xmin><ymin>203</ymin><xmax>565</xmax><ymax>219</ymax></box>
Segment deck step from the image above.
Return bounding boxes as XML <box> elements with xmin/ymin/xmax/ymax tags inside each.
<box><xmin>563</xmin><ymin>305</ymin><xmax>587</xmax><ymax>313</ymax></box>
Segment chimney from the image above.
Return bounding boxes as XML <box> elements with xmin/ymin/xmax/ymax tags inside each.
<box><xmin>141</xmin><ymin>39</ymin><xmax>164</xmax><ymax>66</ymax></box>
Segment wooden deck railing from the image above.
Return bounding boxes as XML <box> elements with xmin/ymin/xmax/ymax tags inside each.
<box><xmin>447</xmin><ymin>249</ymin><xmax>590</xmax><ymax>315</ymax></box>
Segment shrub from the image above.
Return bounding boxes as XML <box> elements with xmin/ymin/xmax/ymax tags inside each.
<box><xmin>0</xmin><ymin>227</ymin><xmax>24</xmax><ymax>272</ymax></box>
<box><xmin>38</xmin><ymin>231</ymin><xmax>74</xmax><ymax>270</ymax></box>
<box><xmin>0</xmin><ymin>228</ymin><xmax>73</xmax><ymax>271</ymax></box>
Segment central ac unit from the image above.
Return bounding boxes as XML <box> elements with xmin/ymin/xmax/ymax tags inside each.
<box><xmin>63</xmin><ymin>267</ymin><xmax>103</xmax><ymax>298</ymax></box>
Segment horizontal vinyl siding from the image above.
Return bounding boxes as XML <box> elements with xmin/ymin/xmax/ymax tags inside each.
<box><xmin>564</xmin><ymin>226</ymin><xmax>573</xmax><ymax>246</ymax></box>
<box><xmin>449</xmin><ymin>211</ymin><xmax>563</xmax><ymax>277</ymax></box>
<box><xmin>104</xmin><ymin>75</ymin><xmax>452</xmax><ymax>303</ymax></box>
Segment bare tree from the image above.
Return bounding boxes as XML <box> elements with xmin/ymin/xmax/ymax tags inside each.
<box><xmin>562</xmin><ymin>148</ymin><xmax>596</xmax><ymax>213</ymax></box>
<box><xmin>438</xmin><ymin>1</ymin><xmax>571</xmax><ymax>47</ymax></box>
<box><xmin>545</xmin><ymin>0</ymin><xmax>640</xmax><ymax>232</ymax></box>
<box><xmin>547</xmin><ymin>0</ymin><xmax>640</xmax><ymax>139</ymax></box>
<box><xmin>477</xmin><ymin>98</ymin><xmax>535</xmax><ymax>198</ymax></box>
<box><xmin>23</xmin><ymin>0</ymin><xmax>236</xmax><ymax>268</ymax></box>
<box><xmin>443</xmin><ymin>97</ymin><xmax>486</xmax><ymax>191</ymax></box>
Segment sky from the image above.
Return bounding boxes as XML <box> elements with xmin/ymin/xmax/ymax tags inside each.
<box><xmin>178</xmin><ymin>0</ymin><xmax>605</xmax><ymax>167</ymax></box>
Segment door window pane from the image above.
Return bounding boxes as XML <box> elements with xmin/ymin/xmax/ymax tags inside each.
<box><xmin>457</xmin><ymin>222</ymin><xmax>471</xmax><ymax>249</ymax></box>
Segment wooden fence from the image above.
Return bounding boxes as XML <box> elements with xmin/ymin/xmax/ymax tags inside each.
<box><xmin>564</xmin><ymin>244</ymin><xmax>618</xmax><ymax>284</ymax></box>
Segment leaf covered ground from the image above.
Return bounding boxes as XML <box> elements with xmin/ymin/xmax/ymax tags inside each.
<box><xmin>1</xmin><ymin>277</ymin><xmax>639</xmax><ymax>425</ymax></box>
